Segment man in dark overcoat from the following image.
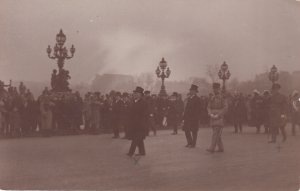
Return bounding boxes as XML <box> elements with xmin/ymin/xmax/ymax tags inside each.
<box><xmin>182</xmin><ymin>84</ymin><xmax>201</xmax><ymax>148</ymax></box>
<box><xmin>127</xmin><ymin>87</ymin><xmax>148</xmax><ymax>156</ymax></box>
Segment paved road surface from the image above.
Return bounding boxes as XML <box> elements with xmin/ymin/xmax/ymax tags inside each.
<box><xmin>0</xmin><ymin>126</ymin><xmax>299</xmax><ymax>191</ymax></box>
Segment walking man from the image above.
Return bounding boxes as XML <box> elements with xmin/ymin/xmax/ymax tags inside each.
<box><xmin>127</xmin><ymin>87</ymin><xmax>148</xmax><ymax>156</ymax></box>
<box><xmin>182</xmin><ymin>84</ymin><xmax>201</xmax><ymax>148</ymax></box>
<box><xmin>206</xmin><ymin>83</ymin><xmax>228</xmax><ymax>153</ymax></box>
<box><xmin>269</xmin><ymin>83</ymin><xmax>287</xmax><ymax>143</ymax></box>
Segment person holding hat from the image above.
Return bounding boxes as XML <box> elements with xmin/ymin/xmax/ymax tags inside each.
<box><xmin>291</xmin><ymin>90</ymin><xmax>300</xmax><ymax>136</ymax></box>
<box><xmin>206</xmin><ymin>82</ymin><xmax>228</xmax><ymax>153</ymax></box>
<box><xmin>182</xmin><ymin>84</ymin><xmax>202</xmax><ymax>148</ymax></box>
<box><xmin>127</xmin><ymin>87</ymin><xmax>148</xmax><ymax>156</ymax></box>
<box><xmin>268</xmin><ymin>83</ymin><xmax>288</xmax><ymax>143</ymax></box>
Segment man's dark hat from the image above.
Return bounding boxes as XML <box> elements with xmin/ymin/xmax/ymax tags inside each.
<box><xmin>133</xmin><ymin>86</ymin><xmax>144</xmax><ymax>94</ymax></box>
<box><xmin>189</xmin><ymin>84</ymin><xmax>199</xmax><ymax>92</ymax></box>
<box><xmin>172</xmin><ymin>92</ymin><xmax>178</xmax><ymax>97</ymax></box>
<box><xmin>213</xmin><ymin>82</ymin><xmax>221</xmax><ymax>89</ymax></box>
<box><xmin>115</xmin><ymin>91</ymin><xmax>121</xmax><ymax>96</ymax></box>
<box><xmin>144</xmin><ymin>90</ymin><xmax>151</xmax><ymax>94</ymax></box>
<box><xmin>122</xmin><ymin>92</ymin><xmax>129</xmax><ymax>97</ymax></box>
<box><xmin>272</xmin><ymin>83</ymin><xmax>281</xmax><ymax>90</ymax></box>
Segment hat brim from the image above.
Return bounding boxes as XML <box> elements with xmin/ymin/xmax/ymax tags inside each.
<box><xmin>133</xmin><ymin>90</ymin><xmax>143</xmax><ymax>94</ymax></box>
<box><xmin>189</xmin><ymin>88</ymin><xmax>199</xmax><ymax>92</ymax></box>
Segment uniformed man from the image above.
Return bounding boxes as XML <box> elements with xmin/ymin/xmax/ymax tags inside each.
<box><xmin>268</xmin><ymin>83</ymin><xmax>287</xmax><ymax>143</ymax></box>
<box><xmin>206</xmin><ymin>83</ymin><xmax>228</xmax><ymax>153</ymax></box>
<box><xmin>127</xmin><ymin>87</ymin><xmax>148</xmax><ymax>156</ymax></box>
<box><xmin>182</xmin><ymin>84</ymin><xmax>201</xmax><ymax>148</ymax></box>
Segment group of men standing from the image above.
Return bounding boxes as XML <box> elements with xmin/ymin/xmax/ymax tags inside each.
<box><xmin>0</xmin><ymin>79</ymin><xmax>298</xmax><ymax>156</ymax></box>
<box><xmin>128</xmin><ymin>81</ymin><xmax>297</xmax><ymax>156</ymax></box>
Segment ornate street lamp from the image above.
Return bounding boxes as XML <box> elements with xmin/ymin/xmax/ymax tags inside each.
<box><xmin>156</xmin><ymin>57</ymin><xmax>171</xmax><ymax>97</ymax></box>
<box><xmin>268</xmin><ymin>65</ymin><xmax>279</xmax><ymax>84</ymax></box>
<box><xmin>47</xmin><ymin>29</ymin><xmax>75</xmax><ymax>71</ymax></box>
<box><xmin>47</xmin><ymin>29</ymin><xmax>75</xmax><ymax>92</ymax></box>
<box><xmin>218</xmin><ymin>61</ymin><xmax>231</xmax><ymax>93</ymax></box>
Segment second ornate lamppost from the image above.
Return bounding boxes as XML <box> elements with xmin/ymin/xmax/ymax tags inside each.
<box><xmin>218</xmin><ymin>61</ymin><xmax>231</xmax><ymax>93</ymax></box>
<box><xmin>156</xmin><ymin>57</ymin><xmax>171</xmax><ymax>97</ymax></box>
<box><xmin>268</xmin><ymin>65</ymin><xmax>279</xmax><ymax>85</ymax></box>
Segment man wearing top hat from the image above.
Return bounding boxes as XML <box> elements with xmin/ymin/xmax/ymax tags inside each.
<box><xmin>127</xmin><ymin>87</ymin><xmax>148</xmax><ymax>156</ymax></box>
<box><xmin>206</xmin><ymin>82</ymin><xmax>228</xmax><ymax>153</ymax></box>
<box><xmin>268</xmin><ymin>83</ymin><xmax>288</xmax><ymax>143</ymax></box>
<box><xmin>182</xmin><ymin>84</ymin><xmax>202</xmax><ymax>148</ymax></box>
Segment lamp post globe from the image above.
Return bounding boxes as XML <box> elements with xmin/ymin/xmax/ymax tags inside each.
<box><xmin>156</xmin><ymin>57</ymin><xmax>171</xmax><ymax>97</ymax></box>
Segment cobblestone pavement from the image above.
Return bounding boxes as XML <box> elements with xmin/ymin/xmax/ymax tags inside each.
<box><xmin>0</xmin><ymin>125</ymin><xmax>299</xmax><ymax>191</ymax></box>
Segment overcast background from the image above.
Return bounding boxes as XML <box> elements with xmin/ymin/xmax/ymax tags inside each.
<box><xmin>1</xmin><ymin>0</ymin><xmax>300</xmax><ymax>85</ymax></box>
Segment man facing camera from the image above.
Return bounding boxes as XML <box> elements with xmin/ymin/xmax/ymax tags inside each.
<box><xmin>127</xmin><ymin>87</ymin><xmax>148</xmax><ymax>156</ymax></box>
<box><xmin>182</xmin><ymin>84</ymin><xmax>201</xmax><ymax>148</ymax></box>
<box><xmin>206</xmin><ymin>83</ymin><xmax>228</xmax><ymax>153</ymax></box>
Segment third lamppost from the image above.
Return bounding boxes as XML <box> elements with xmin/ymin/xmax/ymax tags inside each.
<box><xmin>218</xmin><ymin>61</ymin><xmax>231</xmax><ymax>93</ymax></box>
<box><xmin>268</xmin><ymin>65</ymin><xmax>279</xmax><ymax>85</ymax></box>
<box><xmin>156</xmin><ymin>57</ymin><xmax>171</xmax><ymax>97</ymax></box>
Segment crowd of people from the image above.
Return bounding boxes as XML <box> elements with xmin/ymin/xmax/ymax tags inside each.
<box><xmin>0</xmin><ymin>80</ymin><xmax>299</xmax><ymax>147</ymax></box>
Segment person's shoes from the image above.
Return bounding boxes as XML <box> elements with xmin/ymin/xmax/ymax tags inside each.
<box><xmin>206</xmin><ymin>149</ymin><xmax>214</xmax><ymax>153</ymax></box>
<box><xmin>136</xmin><ymin>153</ymin><xmax>146</xmax><ymax>156</ymax></box>
<box><xmin>112</xmin><ymin>136</ymin><xmax>119</xmax><ymax>139</ymax></box>
<box><xmin>268</xmin><ymin>140</ymin><xmax>276</xmax><ymax>143</ymax></box>
<box><xmin>292</xmin><ymin>132</ymin><xmax>296</xmax><ymax>136</ymax></box>
<box><xmin>126</xmin><ymin>153</ymin><xmax>133</xmax><ymax>157</ymax></box>
<box><xmin>189</xmin><ymin>145</ymin><xmax>196</xmax><ymax>148</ymax></box>
<box><xmin>185</xmin><ymin>144</ymin><xmax>191</xmax><ymax>147</ymax></box>
<box><xmin>215</xmin><ymin>149</ymin><xmax>224</xmax><ymax>152</ymax></box>
<box><xmin>282</xmin><ymin>137</ymin><xmax>287</xmax><ymax>142</ymax></box>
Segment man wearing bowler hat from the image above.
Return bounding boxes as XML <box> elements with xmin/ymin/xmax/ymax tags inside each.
<box><xmin>182</xmin><ymin>84</ymin><xmax>201</xmax><ymax>148</ymax></box>
<box><xmin>268</xmin><ymin>83</ymin><xmax>288</xmax><ymax>143</ymax></box>
<box><xmin>206</xmin><ymin>82</ymin><xmax>228</xmax><ymax>153</ymax></box>
<box><xmin>127</xmin><ymin>86</ymin><xmax>148</xmax><ymax>156</ymax></box>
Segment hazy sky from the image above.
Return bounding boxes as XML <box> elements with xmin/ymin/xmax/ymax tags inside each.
<box><xmin>1</xmin><ymin>0</ymin><xmax>300</xmax><ymax>84</ymax></box>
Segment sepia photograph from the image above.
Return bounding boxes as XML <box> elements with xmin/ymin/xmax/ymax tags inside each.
<box><xmin>0</xmin><ymin>0</ymin><xmax>300</xmax><ymax>190</ymax></box>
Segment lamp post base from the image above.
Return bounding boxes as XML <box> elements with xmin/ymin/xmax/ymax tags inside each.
<box><xmin>159</xmin><ymin>86</ymin><xmax>167</xmax><ymax>97</ymax></box>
